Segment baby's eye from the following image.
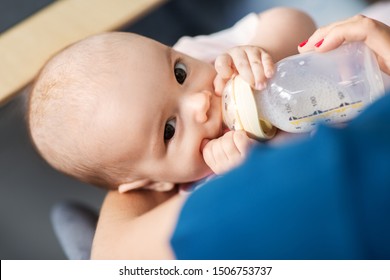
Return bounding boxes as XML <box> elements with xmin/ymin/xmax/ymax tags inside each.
<box><xmin>174</xmin><ymin>61</ymin><xmax>187</xmax><ymax>85</ymax></box>
<box><xmin>164</xmin><ymin>119</ymin><xmax>176</xmax><ymax>142</ymax></box>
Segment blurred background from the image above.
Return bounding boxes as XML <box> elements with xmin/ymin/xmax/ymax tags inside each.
<box><xmin>0</xmin><ymin>0</ymin><xmax>373</xmax><ymax>259</ymax></box>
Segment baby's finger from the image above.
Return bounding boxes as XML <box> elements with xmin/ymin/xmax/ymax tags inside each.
<box><xmin>261</xmin><ymin>51</ymin><xmax>275</xmax><ymax>79</ymax></box>
<box><xmin>203</xmin><ymin>138</ymin><xmax>230</xmax><ymax>174</ymax></box>
<box><xmin>245</xmin><ymin>48</ymin><xmax>267</xmax><ymax>90</ymax></box>
<box><xmin>220</xmin><ymin>131</ymin><xmax>242</xmax><ymax>163</ymax></box>
<box><xmin>214</xmin><ymin>53</ymin><xmax>235</xmax><ymax>79</ymax></box>
<box><xmin>228</xmin><ymin>48</ymin><xmax>255</xmax><ymax>87</ymax></box>
<box><xmin>202</xmin><ymin>141</ymin><xmax>217</xmax><ymax>172</ymax></box>
<box><xmin>233</xmin><ymin>130</ymin><xmax>256</xmax><ymax>157</ymax></box>
<box><xmin>204</xmin><ymin>132</ymin><xmax>242</xmax><ymax>174</ymax></box>
<box><xmin>216</xmin><ymin>131</ymin><xmax>249</xmax><ymax>173</ymax></box>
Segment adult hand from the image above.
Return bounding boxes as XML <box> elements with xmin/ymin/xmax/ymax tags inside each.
<box><xmin>298</xmin><ymin>15</ymin><xmax>390</xmax><ymax>75</ymax></box>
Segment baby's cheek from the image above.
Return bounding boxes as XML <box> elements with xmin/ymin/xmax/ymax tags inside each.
<box><xmin>178</xmin><ymin>150</ymin><xmax>213</xmax><ymax>182</ymax></box>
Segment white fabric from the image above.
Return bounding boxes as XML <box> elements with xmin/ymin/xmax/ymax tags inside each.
<box><xmin>173</xmin><ymin>13</ymin><xmax>258</xmax><ymax>63</ymax></box>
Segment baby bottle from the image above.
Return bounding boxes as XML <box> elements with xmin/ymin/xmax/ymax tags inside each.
<box><xmin>222</xmin><ymin>42</ymin><xmax>385</xmax><ymax>140</ymax></box>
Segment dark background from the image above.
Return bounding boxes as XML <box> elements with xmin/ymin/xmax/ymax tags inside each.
<box><xmin>0</xmin><ymin>0</ymin><xmax>369</xmax><ymax>259</ymax></box>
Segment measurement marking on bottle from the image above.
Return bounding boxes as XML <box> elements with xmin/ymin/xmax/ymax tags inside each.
<box><xmin>289</xmin><ymin>100</ymin><xmax>363</xmax><ymax>126</ymax></box>
<box><xmin>310</xmin><ymin>96</ymin><xmax>317</xmax><ymax>107</ymax></box>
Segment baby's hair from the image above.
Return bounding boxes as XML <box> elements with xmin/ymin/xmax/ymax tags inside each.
<box><xmin>27</xmin><ymin>32</ymin><xmax>136</xmax><ymax>189</ymax></box>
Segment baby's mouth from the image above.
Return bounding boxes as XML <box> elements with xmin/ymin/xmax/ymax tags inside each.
<box><xmin>221</xmin><ymin>122</ymin><xmax>230</xmax><ymax>135</ymax></box>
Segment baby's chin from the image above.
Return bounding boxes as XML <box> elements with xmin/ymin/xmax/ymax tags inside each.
<box><xmin>180</xmin><ymin>166</ymin><xmax>214</xmax><ymax>185</ymax></box>
<box><xmin>195</xmin><ymin>168</ymin><xmax>214</xmax><ymax>181</ymax></box>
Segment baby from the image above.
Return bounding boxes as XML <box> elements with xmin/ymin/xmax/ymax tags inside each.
<box><xmin>27</xmin><ymin>8</ymin><xmax>316</xmax><ymax>193</ymax></box>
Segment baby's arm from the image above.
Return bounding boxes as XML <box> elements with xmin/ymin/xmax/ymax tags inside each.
<box><xmin>299</xmin><ymin>14</ymin><xmax>390</xmax><ymax>75</ymax></box>
<box><xmin>249</xmin><ymin>7</ymin><xmax>317</xmax><ymax>63</ymax></box>
<box><xmin>91</xmin><ymin>189</ymin><xmax>182</xmax><ymax>259</ymax></box>
<box><xmin>174</xmin><ymin>7</ymin><xmax>316</xmax><ymax>65</ymax></box>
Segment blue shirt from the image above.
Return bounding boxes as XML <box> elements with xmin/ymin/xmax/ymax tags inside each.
<box><xmin>171</xmin><ymin>91</ymin><xmax>390</xmax><ymax>259</ymax></box>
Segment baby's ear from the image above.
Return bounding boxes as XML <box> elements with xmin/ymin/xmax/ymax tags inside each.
<box><xmin>118</xmin><ymin>179</ymin><xmax>175</xmax><ymax>193</ymax></box>
<box><xmin>143</xmin><ymin>182</ymin><xmax>175</xmax><ymax>192</ymax></box>
<box><xmin>118</xmin><ymin>179</ymin><xmax>151</xmax><ymax>193</ymax></box>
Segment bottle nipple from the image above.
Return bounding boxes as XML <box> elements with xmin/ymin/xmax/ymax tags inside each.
<box><xmin>222</xmin><ymin>75</ymin><xmax>277</xmax><ymax>140</ymax></box>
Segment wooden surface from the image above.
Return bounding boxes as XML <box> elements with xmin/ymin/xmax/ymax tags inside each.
<box><xmin>0</xmin><ymin>0</ymin><xmax>167</xmax><ymax>106</ymax></box>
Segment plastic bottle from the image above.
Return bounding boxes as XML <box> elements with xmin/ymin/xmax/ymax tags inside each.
<box><xmin>222</xmin><ymin>42</ymin><xmax>385</xmax><ymax>140</ymax></box>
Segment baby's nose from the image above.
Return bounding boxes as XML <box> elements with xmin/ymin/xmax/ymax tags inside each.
<box><xmin>189</xmin><ymin>90</ymin><xmax>212</xmax><ymax>123</ymax></box>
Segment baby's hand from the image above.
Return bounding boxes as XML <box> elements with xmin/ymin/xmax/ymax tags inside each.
<box><xmin>202</xmin><ymin>130</ymin><xmax>256</xmax><ymax>175</ymax></box>
<box><xmin>214</xmin><ymin>46</ymin><xmax>275</xmax><ymax>96</ymax></box>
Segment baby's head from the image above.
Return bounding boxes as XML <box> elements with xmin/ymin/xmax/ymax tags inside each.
<box><xmin>28</xmin><ymin>32</ymin><xmax>223</xmax><ymax>191</ymax></box>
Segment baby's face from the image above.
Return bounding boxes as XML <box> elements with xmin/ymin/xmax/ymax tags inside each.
<box><xmin>91</xmin><ymin>33</ymin><xmax>222</xmax><ymax>185</ymax></box>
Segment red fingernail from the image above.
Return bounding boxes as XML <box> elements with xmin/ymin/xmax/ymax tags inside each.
<box><xmin>298</xmin><ymin>39</ymin><xmax>308</xmax><ymax>47</ymax></box>
<box><xmin>315</xmin><ymin>39</ymin><xmax>324</xmax><ymax>48</ymax></box>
